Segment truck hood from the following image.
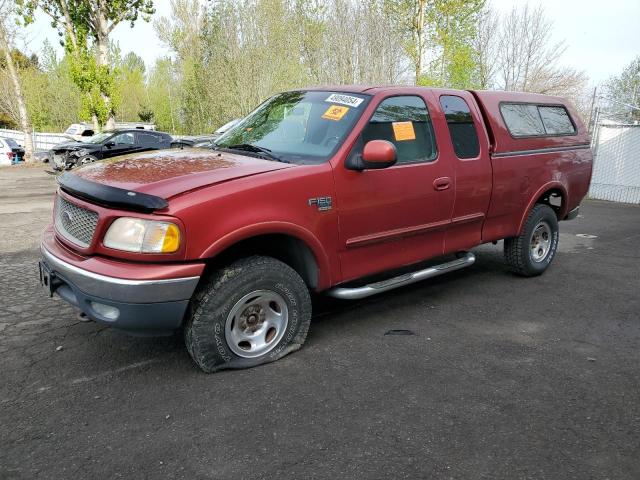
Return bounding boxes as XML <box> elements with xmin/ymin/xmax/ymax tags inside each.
<box><xmin>70</xmin><ymin>148</ymin><xmax>295</xmax><ymax>199</ymax></box>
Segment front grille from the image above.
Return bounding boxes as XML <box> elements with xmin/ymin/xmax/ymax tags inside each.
<box><xmin>55</xmin><ymin>195</ymin><xmax>99</xmax><ymax>247</ymax></box>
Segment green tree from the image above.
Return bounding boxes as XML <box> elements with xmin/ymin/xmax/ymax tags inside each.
<box><xmin>385</xmin><ymin>0</ymin><xmax>484</xmax><ymax>87</ymax></box>
<box><xmin>604</xmin><ymin>56</ymin><xmax>640</xmax><ymax>122</ymax></box>
<box><xmin>421</xmin><ymin>0</ymin><xmax>485</xmax><ymax>88</ymax></box>
<box><xmin>115</xmin><ymin>51</ymin><xmax>148</xmax><ymax>122</ymax></box>
<box><xmin>17</xmin><ymin>0</ymin><xmax>155</xmax><ymax>130</ymax></box>
<box><xmin>147</xmin><ymin>57</ymin><xmax>178</xmax><ymax>132</ymax></box>
<box><xmin>36</xmin><ymin>41</ymin><xmax>83</xmax><ymax>130</ymax></box>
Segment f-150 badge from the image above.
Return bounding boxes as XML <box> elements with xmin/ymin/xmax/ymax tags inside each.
<box><xmin>308</xmin><ymin>197</ymin><xmax>332</xmax><ymax>211</ymax></box>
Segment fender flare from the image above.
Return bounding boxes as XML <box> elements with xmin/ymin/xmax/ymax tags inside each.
<box><xmin>199</xmin><ymin>221</ymin><xmax>332</xmax><ymax>289</ymax></box>
<box><xmin>517</xmin><ymin>181</ymin><xmax>569</xmax><ymax>235</ymax></box>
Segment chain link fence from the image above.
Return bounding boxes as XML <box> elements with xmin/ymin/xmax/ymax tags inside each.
<box><xmin>587</xmin><ymin>96</ymin><xmax>640</xmax><ymax>204</ymax></box>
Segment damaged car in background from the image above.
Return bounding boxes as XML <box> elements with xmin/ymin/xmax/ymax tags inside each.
<box><xmin>51</xmin><ymin>129</ymin><xmax>173</xmax><ymax>170</ymax></box>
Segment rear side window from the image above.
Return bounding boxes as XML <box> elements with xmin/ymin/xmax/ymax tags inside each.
<box><xmin>439</xmin><ymin>95</ymin><xmax>480</xmax><ymax>158</ymax></box>
<box><xmin>361</xmin><ymin>95</ymin><xmax>437</xmax><ymax>164</ymax></box>
<box><xmin>137</xmin><ymin>132</ymin><xmax>161</xmax><ymax>146</ymax></box>
<box><xmin>501</xmin><ymin>103</ymin><xmax>575</xmax><ymax>137</ymax></box>
<box><xmin>538</xmin><ymin>106</ymin><xmax>575</xmax><ymax>135</ymax></box>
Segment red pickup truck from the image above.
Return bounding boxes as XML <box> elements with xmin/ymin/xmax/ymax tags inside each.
<box><xmin>39</xmin><ymin>86</ymin><xmax>592</xmax><ymax>372</ymax></box>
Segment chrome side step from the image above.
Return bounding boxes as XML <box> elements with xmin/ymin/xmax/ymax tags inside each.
<box><xmin>326</xmin><ymin>252</ymin><xmax>475</xmax><ymax>300</ymax></box>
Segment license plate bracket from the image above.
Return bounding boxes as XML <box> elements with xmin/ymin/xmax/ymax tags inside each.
<box><xmin>39</xmin><ymin>261</ymin><xmax>56</xmax><ymax>297</ymax></box>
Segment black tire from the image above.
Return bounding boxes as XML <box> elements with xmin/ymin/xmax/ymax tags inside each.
<box><xmin>504</xmin><ymin>204</ymin><xmax>559</xmax><ymax>277</ymax></box>
<box><xmin>184</xmin><ymin>256</ymin><xmax>312</xmax><ymax>373</ymax></box>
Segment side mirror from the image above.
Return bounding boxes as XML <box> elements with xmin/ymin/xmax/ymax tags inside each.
<box><xmin>105</xmin><ymin>141</ymin><xmax>115</xmax><ymax>148</ymax></box>
<box><xmin>346</xmin><ymin>140</ymin><xmax>397</xmax><ymax>171</ymax></box>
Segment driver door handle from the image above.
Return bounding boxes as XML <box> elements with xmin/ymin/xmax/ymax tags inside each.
<box><xmin>433</xmin><ymin>177</ymin><xmax>451</xmax><ymax>191</ymax></box>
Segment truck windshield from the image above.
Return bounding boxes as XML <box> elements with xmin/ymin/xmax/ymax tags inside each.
<box><xmin>215</xmin><ymin>90</ymin><xmax>370</xmax><ymax>164</ymax></box>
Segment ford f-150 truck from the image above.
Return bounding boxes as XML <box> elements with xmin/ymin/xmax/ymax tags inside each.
<box><xmin>39</xmin><ymin>86</ymin><xmax>593</xmax><ymax>372</ymax></box>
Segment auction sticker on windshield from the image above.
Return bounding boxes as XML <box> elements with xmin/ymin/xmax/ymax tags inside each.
<box><xmin>325</xmin><ymin>93</ymin><xmax>364</xmax><ymax>108</ymax></box>
<box><xmin>322</xmin><ymin>105</ymin><xmax>350</xmax><ymax>121</ymax></box>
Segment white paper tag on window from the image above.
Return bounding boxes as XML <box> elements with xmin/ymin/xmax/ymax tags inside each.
<box><xmin>325</xmin><ymin>93</ymin><xmax>364</xmax><ymax>108</ymax></box>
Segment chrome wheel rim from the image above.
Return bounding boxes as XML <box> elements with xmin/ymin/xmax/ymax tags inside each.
<box><xmin>530</xmin><ymin>221</ymin><xmax>552</xmax><ymax>262</ymax></box>
<box><xmin>225</xmin><ymin>290</ymin><xmax>288</xmax><ymax>358</ymax></box>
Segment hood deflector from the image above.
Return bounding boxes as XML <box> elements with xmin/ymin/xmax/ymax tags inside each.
<box><xmin>58</xmin><ymin>172</ymin><xmax>168</xmax><ymax>213</ymax></box>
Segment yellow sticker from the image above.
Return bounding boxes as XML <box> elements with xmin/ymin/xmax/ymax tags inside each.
<box><xmin>392</xmin><ymin>121</ymin><xmax>416</xmax><ymax>141</ymax></box>
<box><xmin>322</xmin><ymin>105</ymin><xmax>350</xmax><ymax>121</ymax></box>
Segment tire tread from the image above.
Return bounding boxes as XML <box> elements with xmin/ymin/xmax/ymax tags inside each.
<box><xmin>504</xmin><ymin>204</ymin><xmax>558</xmax><ymax>277</ymax></box>
<box><xmin>184</xmin><ymin>256</ymin><xmax>311</xmax><ymax>373</ymax></box>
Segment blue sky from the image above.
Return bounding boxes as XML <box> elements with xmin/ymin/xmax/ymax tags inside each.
<box><xmin>23</xmin><ymin>0</ymin><xmax>640</xmax><ymax>86</ymax></box>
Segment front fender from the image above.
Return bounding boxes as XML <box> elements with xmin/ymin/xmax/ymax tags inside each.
<box><xmin>199</xmin><ymin>221</ymin><xmax>332</xmax><ymax>289</ymax></box>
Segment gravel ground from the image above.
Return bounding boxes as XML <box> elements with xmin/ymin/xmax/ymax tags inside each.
<box><xmin>0</xmin><ymin>166</ymin><xmax>639</xmax><ymax>480</ymax></box>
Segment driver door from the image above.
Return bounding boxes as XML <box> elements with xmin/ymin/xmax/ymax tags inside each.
<box><xmin>333</xmin><ymin>93</ymin><xmax>455</xmax><ymax>282</ymax></box>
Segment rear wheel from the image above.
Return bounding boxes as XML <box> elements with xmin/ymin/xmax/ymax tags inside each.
<box><xmin>504</xmin><ymin>204</ymin><xmax>559</xmax><ymax>277</ymax></box>
<box><xmin>184</xmin><ymin>256</ymin><xmax>312</xmax><ymax>373</ymax></box>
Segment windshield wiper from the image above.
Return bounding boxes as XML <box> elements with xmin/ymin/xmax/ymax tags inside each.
<box><xmin>223</xmin><ymin>143</ymin><xmax>287</xmax><ymax>163</ymax></box>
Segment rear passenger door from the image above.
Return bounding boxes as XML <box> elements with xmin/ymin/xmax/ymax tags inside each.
<box><xmin>333</xmin><ymin>93</ymin><xmax>455</xmax><ymax>282</ymax></box>
<box><xmin>136</xmin><ymin>132</ymin><xmax>164</xmax><ymax>152</ymax></box>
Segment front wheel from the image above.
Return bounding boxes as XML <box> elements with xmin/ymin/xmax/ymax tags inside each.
<box><xmin>504</xmin><ymin>204</ymin><xmax>559</xmax><ymax>277</ymax></box>
<box><xmin>184</xmin><ymin>256</ymin><xmax>312</xmax><ymax>373</ymax></box>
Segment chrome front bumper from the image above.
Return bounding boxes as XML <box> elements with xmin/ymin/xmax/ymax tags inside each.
<box><xmin>41</xmin><ymin>246</ymin><xmax>199</xmax><ymax>303</ymax></box>
<box><xmin>40</xmin><ymin>246</ymin><xmax>201</xmax><ymax>335</ymax></box>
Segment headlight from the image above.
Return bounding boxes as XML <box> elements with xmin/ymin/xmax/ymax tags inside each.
<box><xmin>104</xmin><ymin>218</ymin><xmax>181</xmax><ymax>253</ymax></box>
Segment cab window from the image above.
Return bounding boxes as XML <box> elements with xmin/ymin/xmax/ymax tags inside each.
<box><xmin>439</xmin><ymin>95</ymin><xmax>480</xmax><ymax>159</ymax></box>
<box><xmin>361</xmin><ymin>96</ymin><xmax>437</xmax><ymax>164</ymax></box>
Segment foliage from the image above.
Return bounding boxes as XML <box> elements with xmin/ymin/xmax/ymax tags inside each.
<box><xmin>16</xmin><ymin>0</ymin><xmax>155</xmax><ymax>128</ymax></box>
<box><xmin>470</xmin><ymin>3</ymin><xmax>589</xmax><ymax>117</ymax></box>
<box><xmin>114</xmin><ymin>51</ymin><xmax>147</xmax><ymax>123</ymax></box>
<box><xmin>603</xmin><ymin>56</ymin><xmax>640</xmax><ymax>122</ymax></box>
<box><xmin>384</xmin><ymin>0</ymin><xmax>484</xmax><ymax>87</ymax></box>
<box><xmin>68</xmin><ymin>45</ymin><xmax>120</xmax><ymax>126</ymax></box>
<box><xmin>151</xmin><ymin>0</ymin><xmax>406</xmax><ymax>134</ymax></box>
<box><xmin>7</xmin><ymin>0</ymin><xmax>603</xmax><ymax>135</ymax></box>
<box><xmin>0</xmin><ymin>49</ymin><xmax>39</xmax><ymax>70</ymax></box>
<box><xmin>420</xmin><ymin>0</ymin><xmax>485</xmax><ymax>88</ymax></box>
<box><xmin>146</xmin><ymin>57</ymin><xmax>180</xmax><ymax>131</ymax></box>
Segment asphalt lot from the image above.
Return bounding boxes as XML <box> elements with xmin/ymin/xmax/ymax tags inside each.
<box><xmin>1</xmin><ymin>165</ymin><xmax>639</xmax><ymax>480</ymax></box>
